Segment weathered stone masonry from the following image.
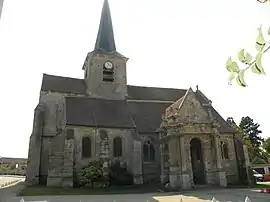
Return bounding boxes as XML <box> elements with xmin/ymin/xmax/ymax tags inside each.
<box><xmin>26</xmin><ymin>0</ymin><xmax>248</xmax><ymax>189</ymax></box>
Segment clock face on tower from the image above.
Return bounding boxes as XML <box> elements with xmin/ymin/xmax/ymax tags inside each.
<box><xmin>104</xmin><ymin>61</ymin><xmax>113</xmax><ymax>70</ymax></box>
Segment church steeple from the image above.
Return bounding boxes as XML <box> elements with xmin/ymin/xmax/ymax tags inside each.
<box><xmin>83</xmin><ymin>0</ymin><xmax>128</xmax><ymax>100</ymax></box>
<box><xmin>94</xmin><ymin>0</ymin><xmax>116</xmax><ymax>54</ymax></box>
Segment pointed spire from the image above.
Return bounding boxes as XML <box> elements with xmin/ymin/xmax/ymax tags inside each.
<box><xmin>94</xmin><ymin>0</ymin><xmax>116</xmax><ymax>54</ymax></box>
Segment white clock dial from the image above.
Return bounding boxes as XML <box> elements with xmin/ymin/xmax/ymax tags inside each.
<box><xmin>104</xmin><ymin>61</ymin><xmax>113</xmax><ymax>69</ymax></box>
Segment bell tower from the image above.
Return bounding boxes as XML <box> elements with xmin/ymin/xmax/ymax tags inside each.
<box><xmin>83</xmin><ymin>0</ymin><xmax>128</xmax><ymax>100</ymax></box>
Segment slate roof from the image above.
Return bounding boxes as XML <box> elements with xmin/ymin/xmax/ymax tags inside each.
<box><xmin>41</xmin><ymin>74</ymin><xmax>86</xmax><ymax>94</ymax></box>
<box><xmin>41</xmin><ymin>74</ymin><xmax>235</xmax><ymax>134</ymax></box>
<box><xmin>94</xmin><ymin>0</ymin><xmax>116</xmax><ymax>53</ymax></box>
<box><xmin>65</xmin><ymin>97</ymin><xmax>136</xmax><ymax>129</ymax></box>
<box><xmin>127</xmin><ymin>102</ymin><xmax>172</xmax><ymax>133</ymax></box>
<box><xmin>127</xmin><ymin>85</ymin><xmax>186</xmax><ymax>101</ymax></box>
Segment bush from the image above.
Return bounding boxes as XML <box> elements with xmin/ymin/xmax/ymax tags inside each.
<box><xmin>78</xmin><ymin>161</ymin><xmax>104</xmax><ymax>188</ymax></box>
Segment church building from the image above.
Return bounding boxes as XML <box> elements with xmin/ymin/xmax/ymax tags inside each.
<box><xmin>26</xmin><ymin>0</ymin><xmax>247</xmax><ymax>189</ymax></box>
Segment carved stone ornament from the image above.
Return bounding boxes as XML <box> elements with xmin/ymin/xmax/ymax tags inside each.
<box><xmin>199</xmin><ymin>124</ymin><xmax>206</xmax><ymax>132</ymax></box>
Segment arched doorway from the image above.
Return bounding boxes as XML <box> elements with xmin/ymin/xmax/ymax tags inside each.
<box><xmin>190</xmin><ymin>138</ymin><xmax>206</xmax><ymax>184</ymax></box>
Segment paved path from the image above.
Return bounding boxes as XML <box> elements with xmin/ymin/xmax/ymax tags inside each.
<box><xmin>7</xmin><ymin>188</ymin><xmax>270</xmax><ymax>202</ymax></box>
<box><xmin>0</xmin><ymin>176</ymin><xmax>25</xmax><ymax>202</ymax></box>
<box><xmin>0</xmin><ymin>176</ymin><xmax>24</xmax><ymax>187</ymax></box>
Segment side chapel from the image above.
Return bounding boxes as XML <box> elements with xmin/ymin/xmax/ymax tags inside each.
<box><xmin>26</xmin><ymin>0</ymin><xmax>249</xmax><ymax>189</ymax></box>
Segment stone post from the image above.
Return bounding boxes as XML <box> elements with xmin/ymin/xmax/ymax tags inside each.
<box><xmin>213</xmin><ymin>133</ymin><xmax>227</xmax><ymax>187</ymax></box>
<box><xmin>179</xmin><ymin>135</ymin><xmax>191</xmax><ymax>189</ymax></box>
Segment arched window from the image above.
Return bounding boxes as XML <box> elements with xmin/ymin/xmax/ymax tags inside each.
<box><xmin>164</xmin><ymin>144</ymin><xmax>169</xmax><ymax>152</ymax></box>
<box><xmin>113</xmin><ymin>137</ymin><xmax>122</xmax><ymax>157</ymax></box>
<box><xmin>220</xmin><ymin>141</ymin><xmax>229</xmax><ymax>160</ymax></box>
<box><xmin>223</xmin><ymin>143</ymin><xmax>229</xmax><ymax>159</ymax></box>
<box><xmin>143</xmin><ymin>139</ymin><xmax>155</xmax><ymax>162</ymax></box>
<box><xmin>82</xmin><ymin>136</ymin><xmax>91</xmax><ymax>158</ymax></box>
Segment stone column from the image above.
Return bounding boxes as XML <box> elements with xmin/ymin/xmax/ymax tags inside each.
<box><xmin>160</xmin><ymin>144</ymin><xmax>166</xmax><ymax>184</ymax></box>
<box><xmin>169</xmin><ymin>136</ymin><xmax>180</xmax><ymax>188</ymax></box>
<box><xmin>179</xmin><ymin>135</ymin><xmax>191</xmax><ymax>189</ymax></box>
<box><xmin>214</xmin><ymin>134</ymin><xmax>227</xmax><ymax>187</ymax></box>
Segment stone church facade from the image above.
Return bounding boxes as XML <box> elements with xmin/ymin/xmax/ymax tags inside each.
<box><xmin>26</xmin><ymin>0</ymin><xmax>247</xmax><ymax>189</ymax></box>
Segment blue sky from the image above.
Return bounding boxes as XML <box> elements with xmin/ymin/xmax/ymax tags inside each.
<box><xmin>0</xmin><ymin>0</ymin><xmax>269</xmax><ymax>158</ymax></box>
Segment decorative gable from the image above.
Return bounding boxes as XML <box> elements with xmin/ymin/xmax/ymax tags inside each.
<box><xmin>168</xmin><ymin>88</ymin><xmax>210</xmax><ymax>123</ymax></box>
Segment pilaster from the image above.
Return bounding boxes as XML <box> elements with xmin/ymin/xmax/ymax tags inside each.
<box><xmin>214</xmin><ymin>133</ymin><xmax>227</xmax><ymax>187</ymax></box>
<box><xmin>180</xmin><ymin>135</ymin><xmax>191</xmax><ymax>189</ymax></box>
<box><xmin>132</xmin><ymin>139</ymin><xmax>143</xmax><ymax>184</ymax></box>
<box><xmin>168</xmin><ymin>136</ymin><xmax>180</xmax><ymax>188</ymax></box>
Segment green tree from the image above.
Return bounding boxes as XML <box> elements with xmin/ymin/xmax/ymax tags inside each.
<box><xmin>263</xmin><ymin>137</ymin><xmax>270</xmax><ymax>154</ymax></box>
<box><xmin>227</xmin><ymin>116</ymin><xmax>266</xmax><ymax>161</ymax></box>
<box><xmin>239</xmin><ymin>116</ymin><xmax>263</xmax><ymax>147</ymax></box>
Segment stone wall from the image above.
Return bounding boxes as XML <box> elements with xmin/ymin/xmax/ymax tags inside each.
<box><xmin>84</xmin><ymin>53</ymin><xmax>128</xmax><ymax>100</ymax></box>
<box><xmin>46</xmin><ymin>130</ymin><xmax>65</xmax><ymax>187</ymax></box>
<box><xmin>39</xmin><ymin>91</ymin><xmax>84</xmax><ymax>137</ymax></box>
<box><xmin>161</xmin><ymin>132</ymin><xmax>240</xmax><ymax>189</ymax></box>
<box><xmin>26</xmin><ymin>104</ymin><xmax>44</xmax><ymax>185</ymax></box>
<box><xmin>140</xmin><ymin>133</ymin><xmax>161</xmax><ymax>184</ymax></box>
<box><xmin>71</xmin><ymin>126</ymin><xmax>143</xmax><ymax>184</ymax></box>
<box><xmin>220</xmin><ymin>134</ymin><xmax>239</xmax><ymax>184</ymax></box>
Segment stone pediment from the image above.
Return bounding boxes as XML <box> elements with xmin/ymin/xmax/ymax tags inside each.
<box><xmin>167</xmin><ymin>88</ymin><xmax>211</xmax><ymax>124</ymax></box>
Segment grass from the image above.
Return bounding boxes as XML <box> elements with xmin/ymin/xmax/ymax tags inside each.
<box><xmin>18</xmin><ymin>184</ymin><xmax>167</xmax><ymax>196</ymax></box>
<box><xmin>227</xmin><ymin>181</ymin><xmax>270</xmax><ymax>189</ymax></box>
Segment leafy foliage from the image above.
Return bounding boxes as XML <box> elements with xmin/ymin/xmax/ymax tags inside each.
<box><xmin>227</xmin><ymin>116</ymin><xmax>267</xmax><ymax>162</ymax></box>
<box><xmin>257</xmin><ymin>0</ymin><xmax>269</xmax><ymax>3</ymax></box>
<box><xmin>263</xmin><ymin>137</ymin><xmax>270</xmax><ymax>154</ymax></box>
<box><xmin>78</xmin><ymin>161</ymin><xmax>104</xmax><ymax>188</ymax></box>
<box><xmin>239</xmin><ymin>116</ymin><xmax>263</xmax><ymax>147</ymax></box>
<box><xmin>226</xmin><ymin>26</ymin><xmax>270</xmax><ymax>87</ymax></box>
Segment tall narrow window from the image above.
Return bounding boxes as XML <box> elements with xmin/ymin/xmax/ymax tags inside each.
<box><xmin>113</xmin><ymin>137</ymin><xmax>122</xmax><ymax>157</ymax></box>
<box><xmin>223</xmin><ymin>142</ymin><xmax>229</xmax><ymax>159</ymax></box>
<box><xmin>143</xmin><ymin>139</ymin><xmax>155</xmax><ymax>162</ymax></box>
<box><xmin>82</xmin><ymin>136</ymin><xmax>91</xmax><ymax>158</ymax></box>
<box><xmin>220</xmin><ymin>141</ymin><xmax>229</xmax><ymax>160</ymax></box>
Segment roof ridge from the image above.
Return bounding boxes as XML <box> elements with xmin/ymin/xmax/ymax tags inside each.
<box><xmin>127</xmin><ymin>84</ymin><xmax>186</xmax><ymax>91</ymax></box>
<box><xmin>177</xmin><ymin>88</ymin><xmax>191</xmax><ymax>110</ymax></box>
<box><xmin>43</xmin><ymin>73</ymin><xmax>83</xmax><ymax>81</ymax></box>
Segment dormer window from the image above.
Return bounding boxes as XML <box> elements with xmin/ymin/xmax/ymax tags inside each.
<box><xmin>103</xmin><ymin>61</ymin><xmax>114</xmax><ymax>82</ymax></box>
